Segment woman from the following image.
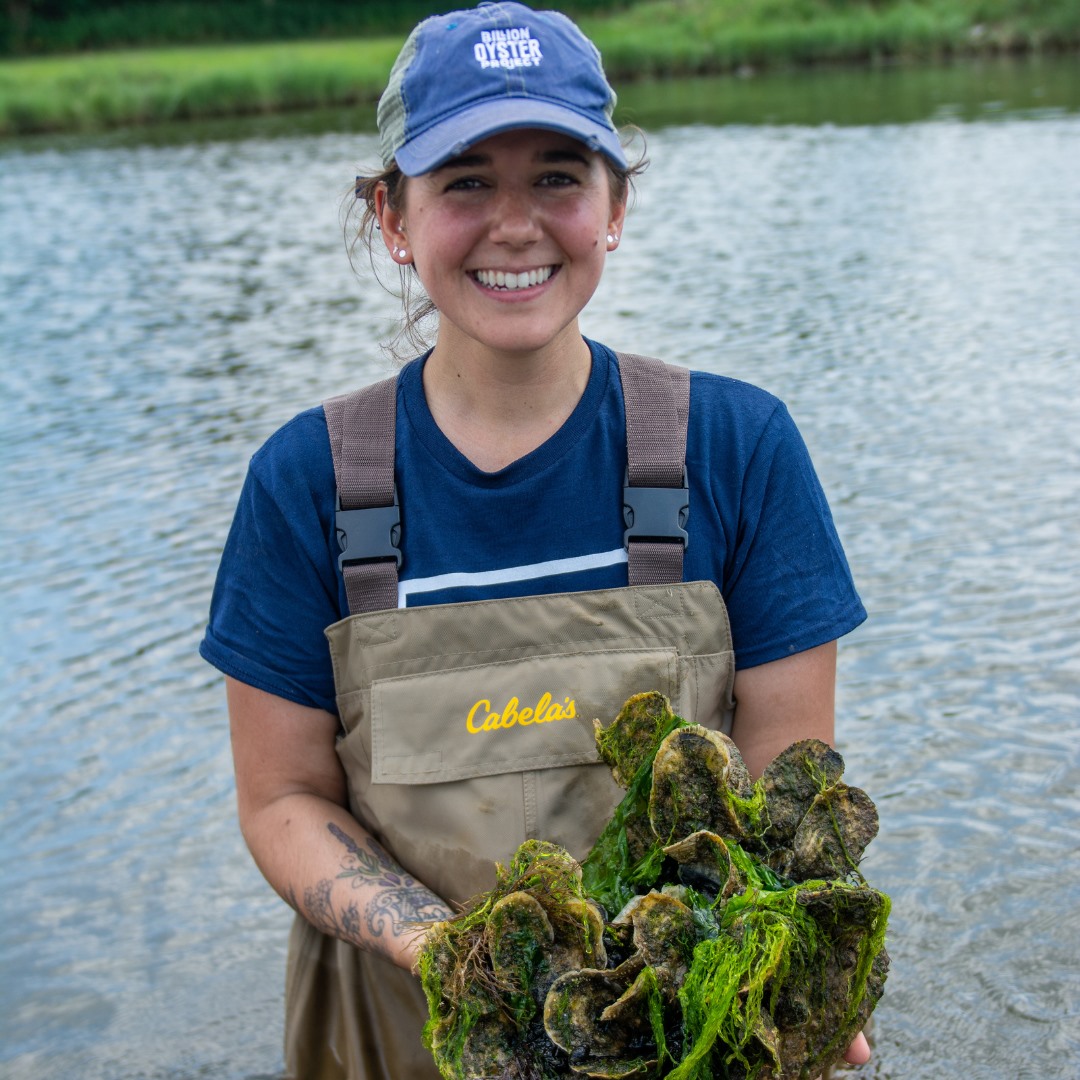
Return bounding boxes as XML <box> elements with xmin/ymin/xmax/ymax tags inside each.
<box><xmin>201</xmin><ymin>4</ymin><xmax>872</xmax><ymax>1077</ymax></box>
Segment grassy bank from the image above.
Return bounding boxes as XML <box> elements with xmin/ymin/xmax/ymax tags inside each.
<box><xmin>0</xmin><ymin>37</ymin><xmax>400</xmax><ymax>136</ymax></box>
<box><xmin>587</xmin><ymin>0</ymin><xmax>1080</xmax><ymax>76</ymax></box>
<box><xmin>2</xmin><ymin>0</ymin><xmax>1077</xmax><ymax>137</ymax></box>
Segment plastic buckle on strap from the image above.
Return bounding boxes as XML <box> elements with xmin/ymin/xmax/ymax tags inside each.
<box><xmin>335</xmin><ymin>489</ymin><xmax>402</xmax><ymax>570</ymax></box>
<box><xmin>623</xmin><ymin>469</ymin><xmax>689</xmax><ymax>551</ymax></box>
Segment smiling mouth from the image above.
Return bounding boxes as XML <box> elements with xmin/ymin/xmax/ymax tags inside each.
<box><xmin>472</xmin><ymin>266</ymin><xmax>557</xmax><ymax>291</ymax></box>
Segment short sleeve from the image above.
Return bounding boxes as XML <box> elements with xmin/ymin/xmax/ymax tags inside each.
<box><xmin>199</xmin><ymin>410</ymin><xmax>342</xmax><ymax>713</ymax></box>
<box><xmin>721</xmin><ymin>401</ymin><xmax>866</xmax><ymax>669</ymax></box>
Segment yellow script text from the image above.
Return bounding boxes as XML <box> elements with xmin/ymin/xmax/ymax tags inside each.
<box><xmin>466</xmin><ymin>692</ymin><xmax>576</xmax><ymax>734</ymax></box>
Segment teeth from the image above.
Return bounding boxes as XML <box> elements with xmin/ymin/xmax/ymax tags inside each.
<box><xmin>476</xmin><ymin>266</ymin><xmax>553</xmax><ymax>290</ymax></box>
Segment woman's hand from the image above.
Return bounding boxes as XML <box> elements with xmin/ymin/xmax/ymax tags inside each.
<box><xmin>844</xmin><ymin>1030</ymin><xmax>871</xmax><ymax>1065</ymax></box>
<box><xmin>402</xmin><ymin>915</ymin><xmax>453</xmax><ymax>976</ymax></box>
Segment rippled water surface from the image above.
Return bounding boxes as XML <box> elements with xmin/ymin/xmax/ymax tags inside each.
<box><xmin>2</xmin><ymin>60</ymin><xmax>1079</xmax><ymax>1079</ymax></box>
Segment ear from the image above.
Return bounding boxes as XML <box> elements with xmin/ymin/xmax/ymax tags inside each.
<box><xmin>374</xmin><ymin>181</ymin><xmax>412</xmax><ymax>264</ymax></box>
<box><xmin>607</xmin><ymin>192</ymin><xmax>628</xmax><ymax>251</ymax></box>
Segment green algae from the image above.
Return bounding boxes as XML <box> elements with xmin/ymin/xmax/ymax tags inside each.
<box><xmin>638</xmin><ymin>965</ymin><xmax>672</xmax><ymax>1069</ymax></box>
<box><xmin>594</xmin><ymin>691</ymin><xmax>686</xmax><ymax>789</ymax></box>
<box><xmin>420</xmin><ymin>840</ymin><xmax>603</xmax><ymax>1080</ymax></box>
<box><xmin>581</xmin><ymin>752</ymin><xmax>670</xmax><ymax>916</ymax></box>
<box><xmin>582</xmin><ymin>693</ymin><xmax>690</xmax><ymax>915</ymax></box>
<box><xmin>675</xmin><ymin>878</ymin><xmax>825</xmax><ymax>1078</ymax></box>
<box><xmin>420</xmin><ymin>694</ymin><xmax>890</xmax><ymax>1079</ymax></box>
<box><xmin>663</xmin><ymin>843</ymin><xmax>890</xmax><ymax>1080</ymax></box>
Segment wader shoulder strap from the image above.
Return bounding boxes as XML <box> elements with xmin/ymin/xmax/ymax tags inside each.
<box><xmin>324</xmin><ymin>354</ymin><xmax>689</xmax><ymax>615</ymax></box>
<box><xmin>616</xmin><ymin>352</ymin><xmax>690</xmax><ymax>587</ymax></box>
<box><xmin>323</xmin><ymin>376</ymin><xmax>400</xmax><ymax>615</ymax></box>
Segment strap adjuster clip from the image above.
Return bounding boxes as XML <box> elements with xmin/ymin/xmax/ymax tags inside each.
<box><xmin>335</xmin><ymin>489</ymin><xmax>402</xmax><ymax>571</ymax></box>
<box><xmin>623</xmin><ymin>469</ymin><xmax>689</xmax><ymax>551</ymax></box>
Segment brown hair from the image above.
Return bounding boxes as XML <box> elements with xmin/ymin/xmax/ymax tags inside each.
<box><xmin>343</xmin><ymin>128</ymin><xmax>649</xmax><ymax>361</ymax></box>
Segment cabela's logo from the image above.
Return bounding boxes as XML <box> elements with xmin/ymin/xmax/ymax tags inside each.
<box><xmin>472</xmin><ymin>26</ymin><xmax>543</xmax><ymax>70</ymax></box>
<box><xmin>466</xmin><ymin>692</ymin><xmax>575</xmax><ymax>734</ymax></box>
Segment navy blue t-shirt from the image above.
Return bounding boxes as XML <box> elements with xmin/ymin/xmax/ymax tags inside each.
<box><xmin>200</xmin><ymin>340</ymin><xmax>865</xmax><ymax>714</ymax></box>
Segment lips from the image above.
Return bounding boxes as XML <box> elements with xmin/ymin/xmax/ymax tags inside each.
<box><xmin>472</xmin><ymin>265</ymin><xmax>556</xmax><ymax>291</ymax></box>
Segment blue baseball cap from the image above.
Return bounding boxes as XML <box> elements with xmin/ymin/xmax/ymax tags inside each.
<box><xmin>377</xmin><ymin>1</ymin><xmax>626</xmax><ymax>176</ymax></box>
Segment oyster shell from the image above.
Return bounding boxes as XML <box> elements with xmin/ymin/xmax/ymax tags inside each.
<box><xmin>544</xmin><ymin>968</ymin><xmax>656</xmax><ymax>1075</ymax></box>
<box><xmin>760</xmin><ymin>738</ymin><xmax>879</xmax><ymax>881</ymax></box>
<box><xmin>594</xmin><ymin>691</ymin><xmax>684</xmax><ymax>789</ymax></box>
<box><xmin>761</xmin><ymin>738</ymin><xmax>846</xmax><ymax>845</ymax></box>
<box><xmin>772</xmin><ymin>882</ymin><xmax>890</xmax><ymax>1077</ymax></box>
<box><xmin>649</xmin><ymin>724</ymin><xmax>757</xmax><ymax>844</ymax></box>
<box><xmin>455</xmin><ymin>1014</ymin><xmax>518</xmax><ymax>1079</ymax></box>
<box><xmin>788</xmin><ymin>782</ymin><xmax>879</xmax><ymax>882</ymax></box>
<box><xmin>626</xmin><ymin>891</ymin><xmax>699</xmax><ymax>992</ymax></box>
<box><xmin>542</xmin><ymin>896</ymin><xmax>608</xmax><ymax>998</ymax></box>
<box><xmin>662</xmin><ymin>829</ymin><xmax>744</xmax><ymax>902</ymax></box>
<box><xmin>486</xmin><ymin>892</ymin><xmax>554</xmax><ymax>1001</ymax></box>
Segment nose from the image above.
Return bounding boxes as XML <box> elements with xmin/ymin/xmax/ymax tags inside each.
<box><xmin>489</xmin><ymin>186</ymin><xmax>541</xmax><ymax>246</ymax></box>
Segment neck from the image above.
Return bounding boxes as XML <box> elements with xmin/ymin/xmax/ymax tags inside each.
<box><xmin>422</xmin><ymin>325</ymin><xmax>592</xmax><ymax>472</ymax></box>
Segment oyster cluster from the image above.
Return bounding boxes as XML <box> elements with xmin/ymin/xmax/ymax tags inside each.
<box><xmin>420</xmin><ymin>692</ymin><xmax>890</xmax><ymax>1080</ymax></box>
<box><xmin>420</xmin><ymin>839</ymin><xmax>612</xmax><ymax>1080</ymax></box>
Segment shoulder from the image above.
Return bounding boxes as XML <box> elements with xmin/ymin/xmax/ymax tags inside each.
<box><xmin>594</xmin><ymin>343</ymin><xmax>792</xmax><ymax>453</ymax></box>
<box><xmin>683</xmin><ymin>369</ymin><xmax>802</xmax><ymax>473</ymax></box>
<box><xmin>598</xmin><ymin>343</ymin><xmax>783</xmax><ymax>425</ymax></box>
<box><xmin>688</xmin><ymin>368</ymin><xmax>784</xmax><ymax>425</ymax></box>
<box><xmin>250</xmin><ymin>404</ymin><xmax>331</xmax><ymax>466</ymax></box>
<box><xmin>247</xmin><ymin>405</ymin><xmax>335</xmax><ymax>503</ymax></box>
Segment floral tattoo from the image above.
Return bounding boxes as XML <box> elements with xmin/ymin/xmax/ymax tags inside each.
<box><xmin>298</xmin><ymin>823</ymin><xmax>451</xmax><ymax>957</ymax></box>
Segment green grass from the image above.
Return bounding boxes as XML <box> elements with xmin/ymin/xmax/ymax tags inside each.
<box><xmin>583</xmin><ymin>0</ymin><xmax>1080</xmax><ymax>77</ymax></box>
<box><xmin>0</xmin><ymin>37</ymin><xmax>400</xmax><ymax>135</ymax></box>
<box><xmin>1</xmin><ymin>1</ymin><xmax>631</xmax><ymax>56</ymax></box>
<box><xmin>2</xmin><ymin>0</ymin><xmax>1077</xmax><ymax>136</ymax></box>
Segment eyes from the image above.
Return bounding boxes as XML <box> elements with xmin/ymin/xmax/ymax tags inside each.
<box><xmin>442</xmin><ymin>170</ymin><xmax>582</xmax><ymax>193</ymax></box>
<box><xmin>538</xmin><ymin>172</ymin><xmax>579</xmax><ymax>189</ymax></box>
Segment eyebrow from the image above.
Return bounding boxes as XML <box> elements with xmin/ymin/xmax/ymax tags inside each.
<box><xmin>434</xmin><ymin>147</ymin><xmax>591</xmax><ymax>172</ymax></box>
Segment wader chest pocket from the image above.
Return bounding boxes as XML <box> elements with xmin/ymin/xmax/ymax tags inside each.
<box><xmin>369</xmin><ymin>647</ymin><xmax>678</xmax><ymax>785</ymax></box>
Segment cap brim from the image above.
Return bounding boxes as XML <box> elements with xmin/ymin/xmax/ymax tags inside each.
<box><xmin>393</xmin><ymin>98</ymin><xmax>627</xmax><ymax>176</ymax></box>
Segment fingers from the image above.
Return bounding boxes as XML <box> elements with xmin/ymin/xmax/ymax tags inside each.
<box><xmin>843</xmin><ymin>1030</ymin><xmax>871</xmax><ymax>1065</ymax></box>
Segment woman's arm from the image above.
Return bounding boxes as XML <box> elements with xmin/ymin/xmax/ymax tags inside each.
<box><xmin>227</xmin><ymin>677</ymin><xmax>453</xmax><ymax>971</ymax></box>
<box><xmin>728</xmin><ymin>639</ymin><xmax>837</xmax><ymax>779</ymax></box>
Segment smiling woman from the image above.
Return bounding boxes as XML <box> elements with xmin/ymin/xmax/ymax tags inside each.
<box><xmin>371</xmin><ymin>130</ymin><xmax>623</xmax><ymax>393</ymax></box>
<box><xmin>198</xmin><ymin>4</ymin><xmax>870</xmax><ymax>1079</ymax></box>
<box><xmin>350</xmin><ymin>130</ymin><xmax>643</xmax><ymax>359</ymax></box>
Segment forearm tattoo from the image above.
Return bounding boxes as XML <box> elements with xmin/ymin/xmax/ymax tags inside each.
<box><xmin>298</xmin><ymin>822</ymin><xmax>452</xmax><ymax>957</ymax></box>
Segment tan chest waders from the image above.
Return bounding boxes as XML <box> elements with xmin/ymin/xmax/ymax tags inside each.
<box><xmin>284</xmin><ymin>355</ymin><xmax>735</xmax><ymax>1080</ymax></box>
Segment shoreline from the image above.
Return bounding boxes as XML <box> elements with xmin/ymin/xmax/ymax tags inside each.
<box><xmin>2</xmin><ymin>0</ymin><xmax>1077</xmax><ymax>138</ymax></box>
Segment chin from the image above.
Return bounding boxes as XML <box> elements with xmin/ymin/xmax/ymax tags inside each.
<box><xmin>481</xmin><ymin>324</ymin><xmax>579</xmax><ymax>357</ymax></box>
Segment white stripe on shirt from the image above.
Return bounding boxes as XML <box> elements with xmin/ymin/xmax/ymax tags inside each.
<box><xmin>398</xmin><ymin>547</ymin><xmax>628</xmax><ymax>608</ymax></box>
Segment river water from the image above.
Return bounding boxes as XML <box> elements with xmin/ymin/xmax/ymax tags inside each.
<box><xmin>2</xmin><ymin>57</ymin><xmax>1078</xmax><ymax>1079</ymax></box>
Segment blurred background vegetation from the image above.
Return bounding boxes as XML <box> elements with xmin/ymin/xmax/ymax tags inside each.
<box><xmin>5</xmin><ymin>0</ymin><xmax>1077</xmax><ymax>57</ymax></box>
<box><xmin>1</xmin><ymin>0</ymin><xmax>628</xmax><ymax>53</ymax></box>
<box><xmin>2</xmin><ymin>1</ymin><xmax>1077</xmax><ymax>135</ymax></box>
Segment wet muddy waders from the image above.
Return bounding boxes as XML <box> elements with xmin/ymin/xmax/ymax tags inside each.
<box><xmin>284</xmin><ymin>355</ymin><xmax>736</xmax><ymax>1080</ymax></box>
